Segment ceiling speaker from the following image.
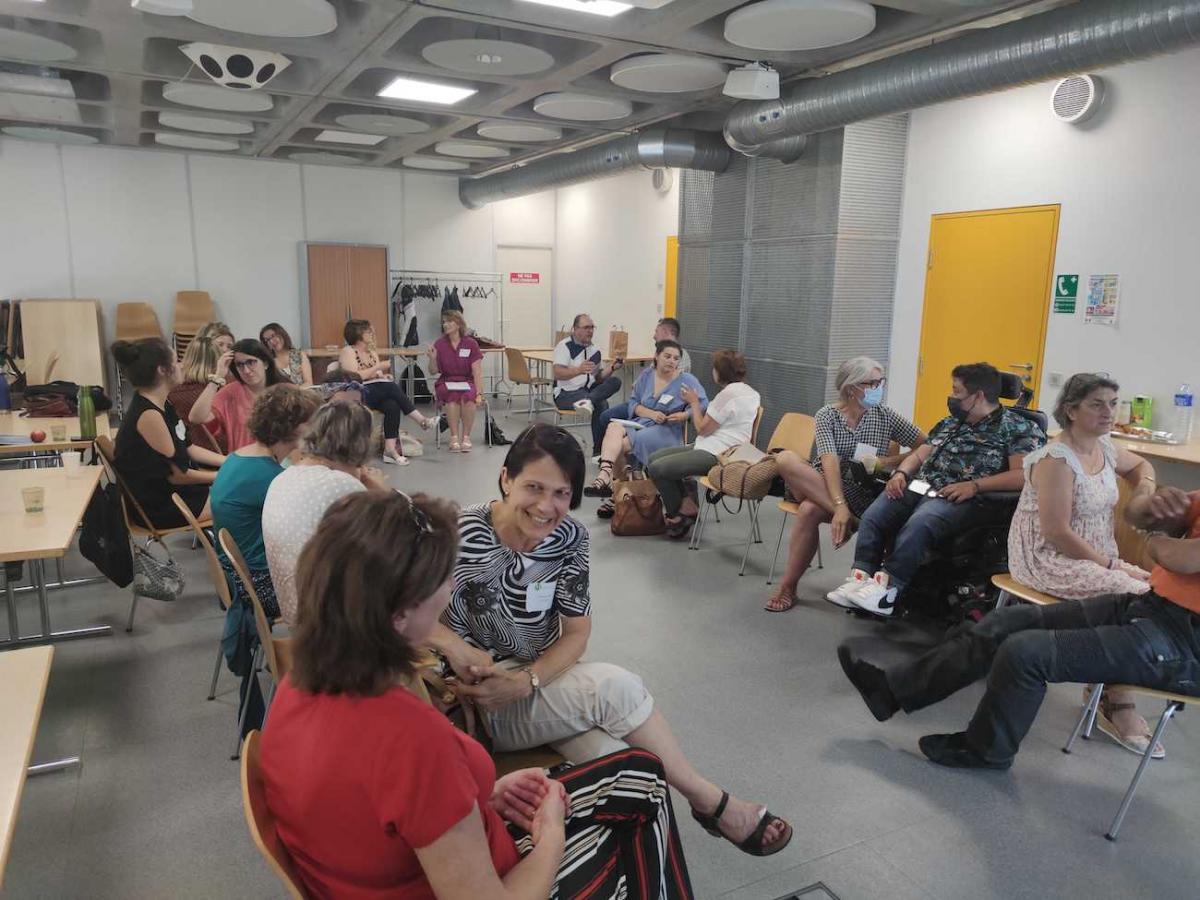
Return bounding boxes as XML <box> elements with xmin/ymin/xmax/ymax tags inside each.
<box><xmin>180</xmin><ymin>42</ymin><xmax>291</xmax><ymax>91</ymax></box>
<box><xmin>1051</xmin><ymin>74</ymin><xmax>1104</xmax><ymax>125</ymax></box>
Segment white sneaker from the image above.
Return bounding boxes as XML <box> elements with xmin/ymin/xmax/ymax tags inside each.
<box><xmin>826</xmin><ymin>570</ymin><xmax>871</xmax><ymax>608</ymax></box>
<box><xmin>848</xmin><ymin>573</ymin><xmax>898</xmax><ymax>617</ymax></box>
<box><xmin>573</xmin><ymin>398</ymin><xmax>595</xmax><ymax>415</ymax></box>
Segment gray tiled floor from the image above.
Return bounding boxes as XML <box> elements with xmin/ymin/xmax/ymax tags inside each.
<box><xmin>4</xmin><ymin>408</ymin><xmax>1199</xmax><ymax>899</ymax></box>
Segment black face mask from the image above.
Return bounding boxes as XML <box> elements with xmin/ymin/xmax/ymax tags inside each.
<box><xmin>947</xmin><ymin>395</ymin><xmax>973</xmax><ymax>421</ymax></box>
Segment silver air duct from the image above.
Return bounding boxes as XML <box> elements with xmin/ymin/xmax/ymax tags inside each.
<box><xmin>725</xmin><ymin>0</ymin><xmax>1200</xmax><ymax>158</ymax></box>
<box><xmin>459</xmin><ymin>127</ymin><xmax>730</xmax><ymax>209</ymax></box>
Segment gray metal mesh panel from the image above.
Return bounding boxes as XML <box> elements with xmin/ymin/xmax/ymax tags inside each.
<box><xmin>832</xmin><ymin>236</ymin><xmax>900</xmax><ymax>303</ymax></box>
<box><xmin>750</xmin><ymin>131</ymin><xmax>844</xmax><ymax>240</ymax></box>
<box><xmin>746</xmin><ymin>359</ymin><xmax>832</xmax><ymax>447</ymax></box>
<box><xmin>744</xmin><ymin>239</ymin><xmax>835</xmax><ymax>363</ymax></box>
<box><xmin>679</xmin><ymin>168</ymin><xmax>715</xmax><ymax>239</ymax></box>
<box><xmin>828</xmin><ymin>300</ymin><xmax>894</xmax><ymax>365</ymax></box>
<box><xmin>710</xmin><ymin>155</ymin><xmax>749</xmax><ymax>241</ymax></box>
<box><xmin>838</xmin><ymin>115</ymin><xmax>908</xmax><ymax>236</ymax></box>
<box><xmin>678</xmin><ymin>242</ymin><xmax>743</xmax><ymax>353</ymax></box>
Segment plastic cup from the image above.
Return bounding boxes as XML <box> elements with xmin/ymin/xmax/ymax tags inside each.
<box><xmin>50</xmin><ymin>423</ymin><xmax>67</xmax><ymax>442</ymax></box>
<box><xmin>21</xmin><ymin>486</ymin><xmax>45</xmax><ymax>514</ymax></box>
<box><xmin>61</xmin><ymin>451</ymin><xmax>82</xmax><ymax>476</ymax></box>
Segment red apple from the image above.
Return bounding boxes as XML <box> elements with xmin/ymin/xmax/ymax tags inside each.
<box><xmin>30</xmin><ymin>429</ymin><xmax>46</xmax><ymax>443</ymax></box>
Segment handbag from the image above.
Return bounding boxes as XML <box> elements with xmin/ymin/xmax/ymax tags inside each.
<box><xmin>611</xmin><ymin>470</ymin><xmax>665</xmax><ymax>536</ymax></box>
<box><xmin>132</xmin><ymin>543</ymin><xmax>186</xmax><ymax>602</ymax></box>
<box><xmin>706</xmin><ymin>445</ymin><xmax>781</xmax><ymax>511</ymax></box>
<box><xmin>398</xmin><ymin>430</ymin><xmax>424</xmax><ymax>457</ymax></box>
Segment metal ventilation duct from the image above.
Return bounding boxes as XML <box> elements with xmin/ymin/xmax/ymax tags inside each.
<box><xmin>725</xmin><ymin>0</ymin><xmax>1200</xmax><ymax>157</ymax></box>
<box><xmin>458</xmin><ymin>127</ymin><xmax>730</xmax><ymax>209</ymax></box>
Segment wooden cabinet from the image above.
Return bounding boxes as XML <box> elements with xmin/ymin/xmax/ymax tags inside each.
<box><xmin>305</xmin><ymin>243</ymin><xmax>389</xmax><ymax>348</ymax></box>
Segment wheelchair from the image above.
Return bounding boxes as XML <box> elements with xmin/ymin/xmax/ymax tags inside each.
<box><xmin>851</xmin><ymin>372</ymin><xmax>1048</xmax><ymax>630</ymax></box>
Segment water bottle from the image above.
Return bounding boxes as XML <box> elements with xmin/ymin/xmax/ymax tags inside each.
<box><xmin>77</xmin><ymin>385</ymin><xmax>96</xmax><ymax>440</ymax></box>
<box><xmin>1174</xmin><ymin>383</ymin><xmax>1194</xmax><ymax>443</ymax></box>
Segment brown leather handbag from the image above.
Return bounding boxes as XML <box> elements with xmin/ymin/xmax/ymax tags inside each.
<box><xmin>611</xmin><ymin>471</ymin><xmax>666</xmax><ymax>536</ymax></box>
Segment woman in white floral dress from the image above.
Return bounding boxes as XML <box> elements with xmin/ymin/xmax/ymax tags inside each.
<box><xmin>1008</xmin><ymin>374</ymin><xmax>1160</xmax><ymax>756</ymax></box>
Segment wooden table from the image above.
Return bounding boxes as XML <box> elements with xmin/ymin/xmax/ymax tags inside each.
<box><xmin>1111</xmin><ymin>433</ymin><xmax>1200</xmax><ymax>466</ymax></box>
<box><xmin>0</xmin><ymin>412</ymin><xmax>112</xmax><ymax>462</ymax></box>
<box><xmin>0</xmin><ymin>467</ymin><xmax>109</xmax><ymax>647</ymax></box>
<box><xmin>0</xmin><ymin>646</ymin><xmax>57</xmax><ymax>889</ymax></box>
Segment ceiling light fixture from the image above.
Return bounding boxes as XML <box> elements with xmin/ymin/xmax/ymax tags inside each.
<box><xmin>377</xmin><ymin>76</ymin><xmax>476</xmax><ymax>105</ymax></box>
<box><xmin>315</xmin><ymin>129</ymin><xmax>386</xmax><ymax>146</ymax></box>
<box><xmin>518</xmin><ymin>0</ymin><xmax>632</xmax><ymax>18</ymax></box>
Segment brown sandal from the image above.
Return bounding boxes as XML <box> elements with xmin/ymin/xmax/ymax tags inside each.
<box><xmin>1094</xmin><ymin>690</ymin><xmax>1165</xmax><ymax>759</ymax></box>
<box><xmin>764</xmin><ymin>590</ymin><xmax>797</xmax><ymax>613</ymax></box>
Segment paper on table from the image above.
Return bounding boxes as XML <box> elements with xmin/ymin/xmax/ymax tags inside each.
<box><xmin>613</xmin><ymin>418</ymin><xmax>646</xmax><ymax>430</ymax></box>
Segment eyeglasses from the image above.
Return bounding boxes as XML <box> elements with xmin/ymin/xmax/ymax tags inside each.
<box><xmin>234</xmin><ymin>358</ymin><xmax>262</xmax><ymax>371</ymax></box>
<box><xmin>578</xmin><ymin>325</ymin><xmax>595</xmax><ymax>331</ymax></box>
<box><xmin>859</xmin><ymin>377</ymin><xmax>886</xmax><ymax>389</ymax></box>
<box><xmin>395</xmin><ymin>489</ymin><xmax>433</xmax><ymax>542</ymax></box>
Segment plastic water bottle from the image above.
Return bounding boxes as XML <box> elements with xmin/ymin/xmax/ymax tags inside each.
<box><xmin>1174</xmin><ymin>383</ymin><xmax>1194</xmax><ymax>443</ymax></box>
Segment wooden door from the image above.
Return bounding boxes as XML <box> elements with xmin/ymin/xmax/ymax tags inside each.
<box><xmin>347</xmin><ymin>246</ymin><xmax>388</xmax><ymax>340</ymax></box>
<box><xmin>306</xmin><ymin>244</ymin><xmax>350</xmax><ymax>349</ymax></box>
<box><xmin>912</xmin><ymin>204</ymin><xmax>1060</xmax><ymax>431</ymax></box>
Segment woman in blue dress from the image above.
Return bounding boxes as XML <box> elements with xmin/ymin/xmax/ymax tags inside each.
<box><xmin>584</xmin><ymin>340</ymin><xmax>707</xmax><ymax>516</ymax></box>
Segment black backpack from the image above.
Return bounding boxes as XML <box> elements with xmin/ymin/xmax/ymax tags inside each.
<box><xmin>80</xmin><ymin>482</ymin><xmax>133</xmax><ymax>588</ymax></box>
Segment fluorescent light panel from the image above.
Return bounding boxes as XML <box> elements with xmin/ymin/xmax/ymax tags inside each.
<box><xmin>518</xmin><ymin>0</ymin><xmax>631</xmax><ymax>17</ymax></box>
<box><xmin>315</xmin><ymin>129</ymin><xmax>385</xmax><ymax>146</ymax></box>
<box><xmin>377</xmin><ymin>76</ymin><xmax>476</xmax><ymax>105</ymax></box>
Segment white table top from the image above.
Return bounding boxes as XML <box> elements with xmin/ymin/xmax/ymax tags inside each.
<box><xmin>0</xmin><ymin>467</ymin><xmax>102</xmax><ymax>563</ymax></box>
<box><xmin>0</xmin><ymin>645</ymin><xmax>54</xmax><ymax>888</ymax></box>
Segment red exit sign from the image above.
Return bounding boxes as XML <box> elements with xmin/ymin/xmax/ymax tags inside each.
<box><xmin>510</xmin><ymin>272</ymin><xmax>540</xmax><ymax>284</ymax></box>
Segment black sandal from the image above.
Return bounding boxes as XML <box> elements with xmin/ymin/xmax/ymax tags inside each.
<box><xmin>690</xmin><ymin>791</ymin><xmax>793</xmax><ymax>858</ymax></box>
<box><xmin>596</xmin><ymin>498</ymin><xmax>615</xmax><ymax>519</ymax></box>
<box><xmin>664</xmin><ymin>515</ymin><xmax>694</xmax><ymax>540</ymax></box>
<box><xmin>584</xmin><ymin>461</ymin><xmax>614</xmax><ymax>498</ymax></box>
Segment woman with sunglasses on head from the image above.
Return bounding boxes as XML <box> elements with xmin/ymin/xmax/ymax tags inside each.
<box><xmin>766</xmin><ymin>356</ymin><xmax>926</xmax><ymax>612</ymax></box>
<box><xmin>427</xmin><ymin>423</ymin><xmax>792</xmax><ymax>860</ymax></box>
<box><xmin>169</xmin><ymin>322</ymin><xmax>235</xmax><ymax>453</ymax></box>
<box><xmin>339</xmin><ymin>318</ymin><xmax>434</xmax><ymax>465</ymax></box>
<box><xmin>259</xmin><ymin>322</ymin><xmax>312</xmax><ymax>386</ymax></box>
<box><xmin>188</xmin><ymin>338</ymin><xmax>285</xmax><ymax>452</ymax></box>
<box><xmin>260</xmin><ymin>489</ymin><xmax>695</xmax><ymax>899</ymax></box>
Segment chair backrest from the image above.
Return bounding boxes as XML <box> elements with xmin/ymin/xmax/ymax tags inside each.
<box><xmin>765</xmin><ymin>412</ymin><xmax>816</xmax><ymax>458</ymax></box>
<box><xmin>750</xmin><ymin>406</ymin><xmax>765</xmax><ymax>446</ymax></box>
<box><xmin>219</xmin><ymin>528</ymin><xmax>282</xmax><ymax>679</ymax></box>
<box><xmin>115</xmin><ymin>302</ymin><xmax>163</xmax><ymax>342</ymax></box>
<box><xmin>504</xmin><ymin>347</ymin><xmax>533</xmax><ymax>384</ymax></box>
<box><xmin>172</xmin><ymin>493</ymin><xmax>231</xmax><ymax>611</ymax></box>
<box><xmin>173</xmin><ymin>290</ymin><xmax>215</xmax><ymax>335</ymax></box>
<box><xmin>95</xmin><ymin>433</ymin><xmax>161</xmax><ymax>538</ymax></box>
<box><xmin>240</xmin><ymin>730</ymin><xmax>307</xmax><ymax>900</ymax></box>
<box><xmin>1114</xmin><ymin>479</ymin><xmax>1156</xmax><ymax>572</ymax></box>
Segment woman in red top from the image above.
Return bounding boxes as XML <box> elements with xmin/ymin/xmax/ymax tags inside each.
<box><xmin>260</xmin><ymin>490</ymin><xmax>694</xmax><ymax>900</ymax></box>
<box><xmin>189</xmin><ymin>338</ymin><xmax>285</xmax><ymax>451</ymax></box>
<box><xmin>427</xmin><ymin>310</ymin><xmax>484</xmax><ymax>453</ymax></box>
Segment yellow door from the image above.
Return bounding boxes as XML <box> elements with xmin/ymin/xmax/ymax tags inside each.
<box><xmin>664</xmin><ymin>236</ymin><xmax>678</xmax><ymax>318</ymax></box>
<box><xmin>912</xmin><ymin>204</ymin><xmax>1060</xmax><ymax>431</ymax></box>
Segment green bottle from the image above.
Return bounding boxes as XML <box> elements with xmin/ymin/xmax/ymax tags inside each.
<box><xmin>78</xmin><ymin>385</ymin><xmax>96</xmax><ymax>440</ymax></box>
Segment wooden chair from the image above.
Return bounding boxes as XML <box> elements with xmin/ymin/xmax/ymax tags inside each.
<box><xmin>172</xmin><ymin>290</ymin><xmax>215</xmax><ymax>359</ymax></box>
<box><xmin>687</xmin><ymin>407</ymin><xmax>769</xmax><ymax>574</ymax></box>
<box><xmin>504</xmin><ymin>348</ymin><xmax>551</xmax><ymax>420</ymax></box>
<box><xmin>240</xmin><ymin>730</ymin><xmax>307</xmax><ymax>900</ymax></box>
<box><xmin>95</xmin><ymin>435</ymin><xmax>208</xmax><ymax>632</ymax></box>
<box><xmin>114</xmin><ymin>302</ymin><xmax>165</xmax><ymax>415</ymax></box>
<box><xmin>219</xmin><ymin>528</ymin><xmax>288</xmax><ymax>760</ymax></box>
<box><xmin>171</xmin><ymin>493</ymin><xmax>232</xmax><ymax>701</ymax></box>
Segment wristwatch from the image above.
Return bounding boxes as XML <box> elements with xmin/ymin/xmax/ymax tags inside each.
<box><xmin>522</xmin><ymin>667</ymin><xmax>540</xmax><ymax>695</ymax></box>
<box><xmin>206</xmin><ymin>374</ymin><xmax>226</xmax><ymax>387</ymax></box>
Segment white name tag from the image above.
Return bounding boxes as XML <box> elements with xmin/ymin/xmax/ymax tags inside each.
<box><xmin>526</xmin><ymin>580</ymin><xmax>556</xmax><ymax>612</ymax></box>
<box><xmin>853</xmin><ymin>442</ymin><xmax>877</xmax><ymax>462</ymax></box>
<box><xmin>458</xmin><ymin>348</ymin><xmax>472</xmax><ymax>358</ymax></box>
<box><xmin>175</xmin><ymin>420</ymin><xmax>187</xmax><ymax>441</ymax></box>
<box><xmin>908</xmin><ymin>479</ymin><xmax>937</xmax><ymax>497</ymax></box>
<box><xmin>658</xmin><ymin>394</ymin><xmax>674</xmax><ymax>405</ymax></box>
<box><xmin>445</xmin><ymin>381</ymin><xmax>471</xmax><ymax>391</ymax></box>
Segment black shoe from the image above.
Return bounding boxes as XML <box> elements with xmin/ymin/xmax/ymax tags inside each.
<box><xmin>918</xmin><ymin>732</ymin><xmax>1012</xmax><ymax>770</ymax></box>
<box><xmin>837</xmin><ymin>644</ymin><xmax>900</xmax><ymax>722</ymax></box>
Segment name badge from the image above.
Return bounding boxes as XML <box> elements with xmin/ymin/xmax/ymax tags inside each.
<box><xmin>526</xmin><ymin>580</ymin><xmax>556</xmax><ymax>612</ymax></box>
<box><xmin>658</xmin><ymin>394</ymin><xmax>674</xmax><ymax>405</ymax></box>
<box><xmin>175</xmin><ymin>420</ymin><xmax>187</xmax><ymax>441</ymax></box>
<box><xmin>852</xmin><ymin>442</ymin><xmax>876</xmax><ymax>462</ymax></box>
<box><xmin>458</xmin><ymin>348</ymin><xmax>472</xmax><ymax>358</ymax></box>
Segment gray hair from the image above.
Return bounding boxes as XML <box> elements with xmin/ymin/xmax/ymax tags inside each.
<box><xmin>1053</xmin><ymin>373</ymin><xmax>1119</xmax><ymax>430</ymax></box>
<box><xmin>302</xmin><ymin>402</ymin><xmax>373</xmax><ymax>467</ymax></box>
<box><xmin>836</xmin><ymin>356</ymin><xmax>885</xmax><ymax>403</ymax></box>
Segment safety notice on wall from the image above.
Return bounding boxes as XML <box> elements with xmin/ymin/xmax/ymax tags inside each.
<box><xmin>1085</xmin><ymin>274</ymin><xmax>1120</xmax><ymax>326</ymax></box>
<box><xmin>509</xmin><ymin>272</ymin><xmax>540</xmax><ymax>284</ymax></box>
<box><xmin>1053</xmin><ymin>274</ymin><xmax>1078</xmax><ymax>314</ymax></box>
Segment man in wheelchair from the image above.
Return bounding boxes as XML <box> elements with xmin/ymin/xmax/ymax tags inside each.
<box><xmin>827</xmin><ymin>363</ymin><xmax>1047</xmax><ymax>618</ymax></box>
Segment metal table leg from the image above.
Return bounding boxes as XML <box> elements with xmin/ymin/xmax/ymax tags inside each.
<box><xmin>4</xmin><ymin>572</ymin><xmax>18</xmax><ymax>643</ymax></box>
<box><xmin>0</xmin><ymin>558</ymin><xmax>113</xmax><ymax>647</ymax></box>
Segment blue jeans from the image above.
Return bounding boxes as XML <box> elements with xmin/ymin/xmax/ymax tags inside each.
<box><xmin>852</xmin><ymin>491</ymin><xmax>986</xmax><ymax>589</ymax></box>
<box><xmin>556</xmin><ymin>378</ymin><xmax>622</xmax><ymax>446</ymax></box>
<box><xmin>593</xmin><ymin>401</ymin><xmax>629</xmax><ymax>451</ymax></box>
<box><xmin>887</xmin><ymin>593</ymin><xmax>1200</xmax><ymax>764</ymax></box>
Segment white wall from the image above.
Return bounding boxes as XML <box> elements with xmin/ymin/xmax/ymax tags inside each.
<box><xmin>891</xmin><ymin>47</ymin><xmax>1200</xmax><ymax>441</ymax></box>
<box><xmin>0</xmin><ymin>138</ymin><xmax>677</xmax><ymax>375</ymax></box>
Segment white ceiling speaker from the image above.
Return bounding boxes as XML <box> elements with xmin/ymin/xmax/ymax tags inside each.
<box><xmin>477</xmin><ymin>122</ymin><xmax>561</xmax><ymax>142</ymax></box>
<box><xmin>723</xmin><ymin>62</ymin><xmax>779</xmax><ymax>100</ymax></box>
<box><xmin>184</xmin><ymin>0</ymin><xmax>336</xmax><ymax>38</ymax></box>
<box><xmin>154</xmin><ymin>132</ymin><xmax>238</xmax><ymax>151</ymax></box>
<box><xmin>533</xmin><ymin>92</ymin><xmax>632</xmax><ymax>121</ymax></box>
<box><xmin>725</xmin><ymin>0</ymin><xmax>876</xmax><ymax>52</ymax></box>
<box><xmin>131</xmin><ymin>0</ymin><xmax>194</xmax><ymax>14</ymax></box>
<box><xmin>0</xmin><ymin>26</ymin><xmax>77</xmax><ymax>62</ymax></box>
<box><xmin>158</xmin><ymin>111</ymin><xmax>253</xmax><ymax>134</ymax></box>
<box><xmin>435</xmin><ymin>141</ymin><xmax>510</xmax><ymax>159</ymax></box>
<box><xmin>162</xmin><ymin>81</ymin><xmax>273</xmax><ymax>112</ymax></box>
<box><xmin>422</xmin><ymin>39</ymin><xmax>555</xmax><ymax>77</ymax></box>
<box><xmin>403</xmin><ymin>156</ymin><xmax>470</xmax><ymax>171</ymax></box>
<box><xmin>181</xmin><ymin>43</ymin><xmax>291</xmax><ymax>90</ymax></box>
<box><xmin>334</xmin><ymin>113</ymin><xmax>430</xmax><ymax>136</ymax></box>
<box><xmin>1051</xmin><ymin>74</ymin><xmax>1105</xmax><ymax>124</ymax></box>
<box><xmin>610</xmin><ymin>54</ymin><xmax>727</xmax><ymax>93</ymax></box>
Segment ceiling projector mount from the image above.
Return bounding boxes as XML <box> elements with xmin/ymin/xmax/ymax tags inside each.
<box><xmin>723</xmin><ymin>61</ymin><xmax>779</xmax><ymax>100</ymax></box>
<box><xmin>180</xmin><ymin>42</ymin><xmax>291</xmax><ymax>90</ymax></box>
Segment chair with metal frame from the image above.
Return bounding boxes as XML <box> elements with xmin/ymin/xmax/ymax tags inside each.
<box><xmin>94</xmin><ymin>434</ymin><xmax>208</xmax><ymax>632</ymax></box>
<box><xmin>503</xmin><ymin>348</ymin><xmax>551</xmax><ymax>419</ymax></box>
<box><xmin>433</xmin><ymin>396</ymin><xmax>492</xmax><ymax>452</ymax></box>
<box><xmin>219</xmin><ymin>528</ymin><xmax>290</xmax><ymax>761</ymax></box>
<box><xmin>240</xmin><ymin>730</ymin><xmax>307</xmax><ymax>899</ymax></box>
<box><xmin>171</xmin><ymin>493</ymin><xmax>231</xmax><ymax>702</ymax></box>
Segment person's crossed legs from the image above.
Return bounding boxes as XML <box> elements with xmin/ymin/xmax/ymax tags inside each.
<box><xmin>593</xmin><ymin>400</ymin><xmax>629</xmax><ymax>453</ymax></box>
